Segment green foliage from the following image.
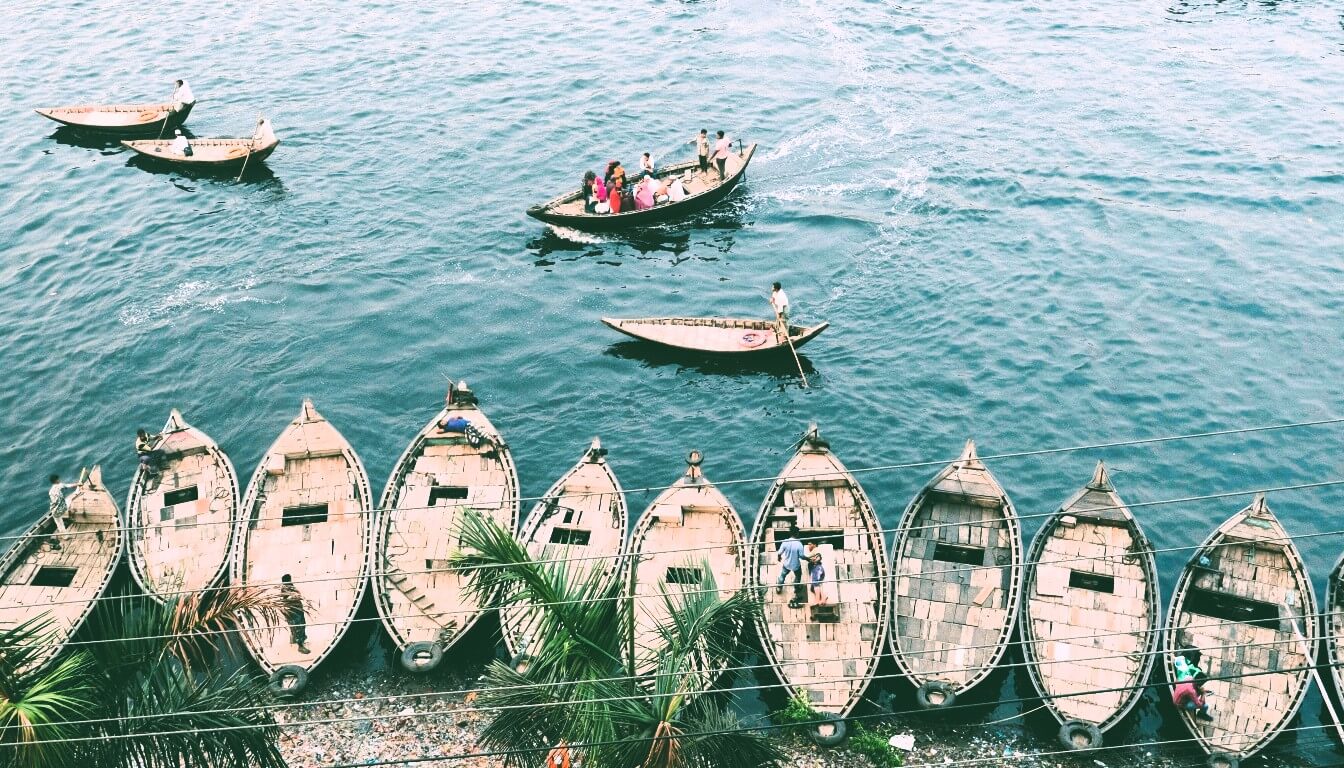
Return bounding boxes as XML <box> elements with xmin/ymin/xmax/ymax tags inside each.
<box><xmin>452</xmin><ymin>510</ymin><xmax>782</xmax><ymax>768</ymax></box>
<box><xmin>847</xmin><ymin>725</ymin><xmax>904</xmax><ymax>768</ymax></box>
<box><xmin>771</xmin><ymin>692</ymin><xmax>819</xmax><ymax>729</ymax></box>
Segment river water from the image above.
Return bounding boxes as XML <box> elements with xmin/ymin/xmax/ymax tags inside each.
<box><xmin>3</xmin><ymin>0</ymin><xmax>1343</xmax><ymax>763</ymax></box>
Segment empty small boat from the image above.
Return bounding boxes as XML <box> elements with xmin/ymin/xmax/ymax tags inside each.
<box><xmin>1326</xmin><ymin>552</ymin><xmax>1344</xmax><ymax>734</ymax></box>
<box><xmin>752</xmin><ymin>425</ymin><xmax>888</xmax><ymax>739</ymax></box>
<box><xmin>1165</xmin><ymin>495</ymin><xmax>1315</xmax><ymax>766</ymax></box>
<box><xmin>372</xmin><ymin>382</ymin><xmax>520</xmax><ymax>672</ymax></box>
<box><xmin>36</xmin><ymin>101</ymin><xmax>193</xmax><ymax>136</ymax></box>
<box><xmin>888</xmin><ymin>440</ymin><xmax>1023</xmax><ymax>708</ymax></box>
<box><xmin>601</xmin><ymin>317</ymin><xmax>828</xmax><ymax>356</ymax></box>
<box><xmin>499</xmin><ymin>438</ymin><xmax>627</xmax><ymax>661</ymax></box>
<box><xmin>122</xmin><ymin>117</ymin><xmax>279</xmax><ymax>170</ymax></box>
<box><xmin>0</xmin><ymin>467</ymin><xmax>122</xmax><ymax>673</ymax></box>
<box><xmin>629</xmin><ymin>450</ymin><xmax>746</xmax><ymax>681</ymax></box>
<box><xmin>1020</xmin><ymin>463</ymin><xmax>1159</xmax><ymax>750</ymax></box>
<box><xmin>526</xmin><ymin>143</ymin><xmax>757</xmax><ymax>231</ymax></box>
<box><xmin>126</xmin><ymin>409</ymin><xmax>239</xmax><ymax>602</ymax></box>
<box><xmin>232</xmin><ymin>400</ymin><xmax>372</xmax><ymax>694</ymax></box>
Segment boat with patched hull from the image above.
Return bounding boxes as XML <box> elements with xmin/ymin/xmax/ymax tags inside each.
<box><xmin>0</xmin><ymin>466</ymin><xmax>123</xmax><ymax>674</ymax></box>
<box><xmin>888</xmin><ymin>439</ymin><xmax>1023</xmax><ymax>709</ymax></box>
<box><xmin>499</xmin><ymin>438</ymin><xmax>627</xmax><ymax>662</ymax></box>
<box><xmin>601</xmin><ymin>316</ymin><xmax>827</xmax><ymax>356</ymax></box>
<box><xmin>126</xmin><ymin>409</ymin><xmax>239</xmax><ymax>603</ymax></box>
<box><xmin>372</xmin><ymin>383</ymin><xmax>520</xmax><ymax>672</ymax></box>
<box><xmin>526</xmin><ymin>143</ymin><xmax>757</xmax><ymax>231</ymax></box>
<box><xmin>751</xmin><ymin>425</ymin><xmax>888</xmax><ymax>741</ymax></box>
<box><xmin>1020</xmin><ymin>462</ymin><xmax>1159</xmax><ymax>750</ymax></box>
<box><xmin>1164</xmin><ymin>495</ymin><xmax>1316</xmax><ymax>767</ymax></box>
<box><xmin>232</xmin><ymin>400</ymin><xmax>372</xmax><ymax>695</ymax></box>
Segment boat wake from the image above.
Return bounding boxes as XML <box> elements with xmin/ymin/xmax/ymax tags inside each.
<box><xmin>117</xmin><ymin>277</ymin><xmax>275</xmax><ymax>326</ymax></box>
<box><xmin>545</xmin><ymin>224</ymin><xmax>607</xmax><ymax>245</ymax></box>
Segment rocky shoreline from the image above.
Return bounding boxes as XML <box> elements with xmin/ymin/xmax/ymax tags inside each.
<box><xmin>273</xmin><ymin>664</ymin><xmax>1211</xmax><ymax>768</ymax></box>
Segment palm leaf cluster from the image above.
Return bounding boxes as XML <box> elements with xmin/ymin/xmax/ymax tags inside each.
<box><xmin>452</xmin><ymin>510</ymin><xmax>781</xmax><ymax>768</ymax></box>
<box><xmin>0</xmin><ymin>586</ymin><xmax>289</xmax><ymax>768</ymax></box>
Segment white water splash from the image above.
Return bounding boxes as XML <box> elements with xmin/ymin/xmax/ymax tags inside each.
<box><xmin>117</xmin><ymin>276</ymin><xmax>272</xmax><ymax>327</ymax></box>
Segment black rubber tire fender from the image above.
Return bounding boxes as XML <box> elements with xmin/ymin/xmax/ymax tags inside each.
<box><xmin>1057</xmin><ymin>720</ymin><xmax>1103</xmax><ymax>751</ymax></box>
<box><xmin>915</xmin><ymin>680</ymin><xmax>957</xmax><ymax>710</ymax></box>
<box><xmin>1206</xmin><ymin>754</ymin><xmax>1239</xmax><ymax>768</ymax></box>
<box><xmin>400</xmin><ymin>641</ymin><xmax>444</xmax><ymax>673</ymax></box>
<box><xmin>807</xmin><ymin>714</ymin><xmax>847</xmax><ymax>747</ymax></box>
<box><xmin>268</xmin><ymin>665</ymin><xmax>309</xmax><ymax>697</ymax></box>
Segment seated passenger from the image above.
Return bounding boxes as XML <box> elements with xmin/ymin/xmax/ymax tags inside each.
<box><xmin>639</xmin><ymin>152</ymin><xmax>655</xmax><ymax>179</ymax></box>
<box><xmin>593</xmin><ymin>176</ymin><xmax>608</xmax><ymax>203</ymax></box>
<box><xmin>667</xmin><ymin>178</ymin><xmax>688</xmax><ymax>202</ymax></box>
<box><xmin>607</xmin><ymin>180</ymin><xmax>624</xmax><ymax>213</ymax></box>
<box><xmin>170</xmin><ymin>129</ymin><xmax>193</xmax><ymax>157</ymax></box>
<box><xmin>582</xmin><ymin>171</ymin><xmax>599</xmax><ymax>213</ymax></box>
<box><xmin>635</xmin><ymin>177</ymin><xmax>655</xmax><ymax>210</ymax></box>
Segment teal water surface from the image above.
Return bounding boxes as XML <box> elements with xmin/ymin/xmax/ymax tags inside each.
<box><xmin>2</xmin><ymin>0</ymin><xmax>1343</xmax><ymax>763</ymax></box>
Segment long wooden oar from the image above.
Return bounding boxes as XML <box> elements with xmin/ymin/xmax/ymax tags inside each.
<box><xmin>236</xmin><ymin>115</ymin><xmax>262</xmax><ymax>182</ymax></box>
<box><xmin>770</xmin><ymin>299</ymin><xmax>808</xmax><ymax>389</ymax></box>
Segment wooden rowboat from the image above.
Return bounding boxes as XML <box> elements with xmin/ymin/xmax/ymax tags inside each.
<box><xmin>0</xmin><ymin>467</ymin><xmax>122</xmax><ymax>674</ymax></box>
<box><xmin>751</xmin><ymin>425</ymin><xmax>889</xmax><ymax>736</ymax></box>
<box><xmin>126</xmin><ymin>409</ymin><xmax>239</xmax><ymax>603</ymax></box>
<box><xmin>500</xmin><ymin>438</ymin><xmax>627</xmax><ymax>661</ymax></box>
<box><xmin>628</xmin><ymin>451</ymin><xmax>746</xmax><ymax>682</ymax></box>
<box><xmin>121</xmin><ymin>118</ymin><xmax>279</xmax><ymax>170</ymax></box>
<box><xmin>602</xmin><ymin>317</ymin><xmax>828</xmax><ymax>356</ymax></box>
<box><xmin>527</xmin><ymin>143</ymin><xmax>757</xmax><ymax>231</ymax></box>
<box><xmin>888</xmin><ymin>440</ymin><xmax>1023</xmax><ymax>708</ymax></box>
<box><xmin>372</xmin><ymin>383</ymin><xmax>520</xmax><ymax>672</ymax></box>
<box><xmin>36</xmin><ymin>101</ymin><xmax>194</xmax><ymax>136</ymax></box>
<box><xmin>1020</xmin><ymin>463</ymin><xmax>1159</xmax><ymax>750</ymax></box>
<box><xmin>1325</xmin><ymin>552</ymin><xmax>1344</xmax><ymax>740</ymax></box>
<box><xmin>1165</xmin><ymin>495</ymin><xmax>1316</xmax><ymax>766</ymax></box>
<box><xmin>232</xmin><ymin>400</ymin><xmax>372</xmax><ymax>694</ymax></box>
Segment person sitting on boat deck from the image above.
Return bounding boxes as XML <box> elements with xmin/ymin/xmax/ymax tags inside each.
<box><xmin>713</xmin><ymin>130</ymin><xmax>731</xmax><ymax>181</ymax></box>
<box><xmin>689</xmin><ymin>128</ymin><xmax>710</xmax><ymax>175</ymax></box>
<box><xmin>621</xmin><ymin>181</ymin><xmax>636</xmax><ymax>213</ymax></box>
<box><xmin>582</xmin><ymin>171</ymin><xmax>599</xmax><ymax>213</ymax></box>
<box><xmin>639</xmin><ymin>152</ymin><xmax>655</xmax><ymax>180</ymax></box>
<box><xmin>666</xmin><ymin>177</ymin><xmax>688</xmax><ymax>203</ymax></box>
<box><xmin>776</xmin><ymin>526</ymin><xmax>806</xmax><ymax>606</ymax></box>
<box><xmin>279</xmin><ymin>574</ymin><xmax>311</xmax><ymax>655</ymax></box>
<box><xmin>770</xmin><ymin>281</ymin><xmax>790</xmax><ymax>326</ymax></box>
<box><xmin>1171</xmin><ymin>652</ymin><xmax>1213</xmax><ymax>721</ymax></box>
<box><xmin>169</xmin><ymin>129</ymin><xmax>193</xmax><ymax>157</ymax></box>
<box><xmin>136</xmin><ymin>428</ymin><xmax>168</xmax><ymax>474</ymax></box>
<box><xmin>607</xmin><ymin>178</ymin><xmax>624</xmax><ymax>213</ymax></box>
<box><xmin>635</xmin><ymin>176</ymin><xmax>657</xmax><ymax>211</ymax></box>
<box><xmin>805</xmin><ymin>541</ymin><xmax>829</xmax><ymax>605</ymax></box>
<box><xmin>605</xmin><ymin>160</ymin><xmax>626</xmax><ymax>190</ymax></box>
<box><xmin>47</xmin><ymin>473</ymin><xmax>78</xmax><ymax>551</ymax></box>
<box><xmin>171</xmin><ymin>79</ymin><xmax>195</xmax><ymax>111</ymax></box>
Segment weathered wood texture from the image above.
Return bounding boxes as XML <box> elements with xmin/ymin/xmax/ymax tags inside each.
<box><xmin>628</xmin><ymin>453</ymin><xmax>746</xmax><ymax>680</ymax></box>
<box><xmin>0</xmin><ymin>467</ymin><xmax>122</xmax><ymax>673</ymax></box>
<box><xmin>499</xmin><ymin>438</ymin><xmax>627</xmax><ymax>658</ymax></box>
<box><xmin>751</xmin><ymin>426</ymin><xmax>889</xmax><ymax>716</ymax></box>
<box><xmin>127</xmin><ymin>409</ymin><xmax>239</xmax><ymax>602</ymax></box>
<box><xmin>1165</xmin><ymin>495</ymin><xmax>1316</xmax><ymax>760</ymax></box>
<box><xmin>373</xmin><ymin>388</ymin><xmax>520</xmax><ymax>655</ymax></box>
<box><xmin>1021</xmin><ymin>462</ymin><xmax>1159</xmax><ymax>732</ymax></box>
<box><xmin>889</xmin><ymin>440</ymin><xmax>1023</xmax><ymax>696</ymax></box>
<box><xmin>601</xmin><ymin>317</ymin><xmax>828</xmax><ymax>355</ymax></box>
<box><xmin>1327</xmin><ymin>551</ymin><xmax>1344</xmax><ymax>729</ymax></box>
<box><xmin>35</xmin><ymin>101</ymin><xmax>193</xmax><ymax>134</ymax></box>
<box><xmin>232</xmin><ymin>400</ymin><xmax>372</xmax><ymax>676</ymax></box>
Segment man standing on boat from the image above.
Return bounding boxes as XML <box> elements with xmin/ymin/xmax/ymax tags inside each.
<box><xmin>713</xmin><ymin>130</ymin><xmax>731</xmax><ymax>181</ymax></box>
<box><xmin>770</xmin><ymin>282</ymin><xmax>790</xmax><ymax>324</ymax></box>
<box><xmin>171</xmin><ymin>79</ymin><xmax>195</xmax><ymax>112</ymax></box>
<box><xmin>775</xmin><ymin>526</ymin><xmax>806</xmax><ymax>608</ymax></box>
<box><xmin>280</xmin><ymin>574</ymin><xmax>311</xmax><ymax>655</ymax></box>
<box><xmin>47</xmin><ymin>473</ymin><xmax>78</xmax><ymax>551</ymax></box>
<box><xmin>690</xmin><ymin>128</ymin><xmax>710</xmax><ymax>176</ymax></box>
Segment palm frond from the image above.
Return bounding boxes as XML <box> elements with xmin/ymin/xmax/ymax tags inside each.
<box><xmin>166</xmin><ymin>585</ymin><xmax>288</xmax><ymax>672</ymax></box>
<box><xmin>0</xmin><ymin>644</ymin><xmax>96</xmax><ymax>768</ymax></box>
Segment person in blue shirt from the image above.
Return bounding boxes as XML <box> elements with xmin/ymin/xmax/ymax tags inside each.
<box><xmin>776</xmin><ymin>527</ymin><xmax>806</xmax><ymax>607</ymax></box>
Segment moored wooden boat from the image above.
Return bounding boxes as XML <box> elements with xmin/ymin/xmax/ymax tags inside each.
<box><xmin>629</xmin><ymin>450</ymin><xmax>746</xmax><ymax>681</ymax></box>
<box><xmin>372</xmin><ymin>382</ymin><xmax>520</xmax><ymax>672</ymax></box>
<box><xmin>0</xmin><ymin>467</ymin><xmax>122</xmax><ymax>673</ymax></box>
<box><xmin>36</xmin><ymin>100</ymin><xmax>194</xmax><ymax>136</ymax></box>
<box><xmin>499</xmin><ymin>438</ymin><xmax>627</xmax><ymax>661</ymax></box>
<box><xmin>1020</xmin><ymin>462</ymin><xmax>1159</xmax><ymax>750</ymax></box>
<box><xmin>121</xmin><ymin>117</ymin><xmax>279</xmax><ymax>169</ymax></box>
<box><xmin>1326</xmin><ymin>552</ymin><xmax>1344</xmax><ymax>734</ymax></box>
<box><xmin>232</xmin><ymin>400</ymin><xmax>372</xmax><ymax>694</ymax></box>
<box><xmin>126</xmin><ymin>409</ymin><xmax>239</xmax><ymax>602</ymax></box>
<box><xmin>751</xmin><ymin>425</ymin><xmax>888</xmax><ymax>739</ymax></box>
<box><xmin>527</xmin><ymin>143</ymin><xmax>757</xmax><ymax>231</ymax></box>
<box><xmin>1165</xmin><ymin>495</ymin><xmax>1315</xmax><ymax>766</ymax></box>
<box><xmin>888</xmin><ymin>440</ymin><xmax>1022</xmax><ymax>708</ymax></box>
<box><xmin>601</xmin><ymin>316</ymin><xmax>828</xmax><ymax>356</ymax></box>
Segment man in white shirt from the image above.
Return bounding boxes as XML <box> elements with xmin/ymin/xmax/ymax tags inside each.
<box><xmin>48</xmin><ymin>473</ymin><xmax>78</xmax><ymax>550</ymax></box>
<box><xmin>713</xmin><ymin>130</ymin><xmax>731</xmax><ymax>180</ymax></box>
<box><xmin>639</xmin><ymin>153</ymin><xmax>655</xmax><ymax>180</ymax></box>
<box><xmin>170</xmin><ymin>129</ymin><xmax>192</xmax><ymax>157</ymax></box>
<box><xmin>172</xmin><ymin>79</ymin><xmax>195</xmax><ymax>111</ymax></box>
<box><xmin>770</xmin><ymin>281</ymin><xmax>790</xmax><ymax>333</ymax></box>
<box><xmin>690</xmin><ymin>129</ymin><xmax>709</xmax><ymax>175</ymax></box>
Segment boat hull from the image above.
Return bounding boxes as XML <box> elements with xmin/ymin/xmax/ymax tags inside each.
<box><xmin>602</xmin><ymin>317</ymin><xmax>827</xmax><ymax>356</ymax></box>
<box><xmin>122</xmin><ymin>139</ymin><xmax>278</xmax><ymax>170</ymax></box>
<box><xmin>37</xmin><ymin>101</ymin><xmax>194</xmax><ymax>137</ymax></box>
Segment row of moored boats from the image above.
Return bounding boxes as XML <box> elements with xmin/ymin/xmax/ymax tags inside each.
<box><xmin>0</xmin><ymin>385</ymin><xmax>1335</xmax><ymax>766</ymax></box>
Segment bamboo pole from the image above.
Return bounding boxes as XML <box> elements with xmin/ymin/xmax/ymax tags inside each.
<box><xmin>236</xmin><ymin>115</ymin><xmax>263</xmax><ymax>182</ymax></box>
<box><xmin>770</xmin><ymin>299</ymin><xmax>809</xmax><ymax>389</ymax></box>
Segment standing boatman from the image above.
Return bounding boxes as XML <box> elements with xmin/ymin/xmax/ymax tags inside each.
<box><xmin>770</xmin><ymin>281</ymin><xmax>790</xmax><ymax>323</ymax></box>
<box><xmin>689</xmin><ymin>128</ymin><xmax>710</xmax><ymax>176</ymax></box>
<box><xmin>171</xmin><ymin>79</ymin><xmax>195</xmax><ymax>112</ymax></box>
<box><xmin>713</xmin><ymin>129</ymin><xmax>731</xmax><ymax>181</ymax></box>
<box><xmin>47</xmin><ymin>473</ymin><xmax>78</xmax><ymax>551</ymax></box>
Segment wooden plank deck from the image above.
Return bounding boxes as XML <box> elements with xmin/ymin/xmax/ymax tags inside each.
<box><xmin>752</xmin><ymin>426</ymin><xmax>888</xmax><ymax>717</ymax></box>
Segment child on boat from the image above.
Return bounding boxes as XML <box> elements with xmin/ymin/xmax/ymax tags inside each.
<box><xmin>1171</xmin><ymin>652</ymin><xmax>1213</xmax><ymax>721</ymax></box>
<box><xmin>806</xmin><ymin>541</ymin><xmax>828</xmax><ymax>605</ymax></box>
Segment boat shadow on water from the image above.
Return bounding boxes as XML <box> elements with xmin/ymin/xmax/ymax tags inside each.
<box><xmin>604</xmin><ymin>340</ymin><xmax>817</xmax><ymax>380</ymax></box>
<box><xmin>527</xmin><ymin>196</ymin><xmax>753</xmax><ymax>263</ymax></box>
<box><xmin>124</xmin><ymin>152</ymin><xmax>281</xmax><ymax>185</ymax></box>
